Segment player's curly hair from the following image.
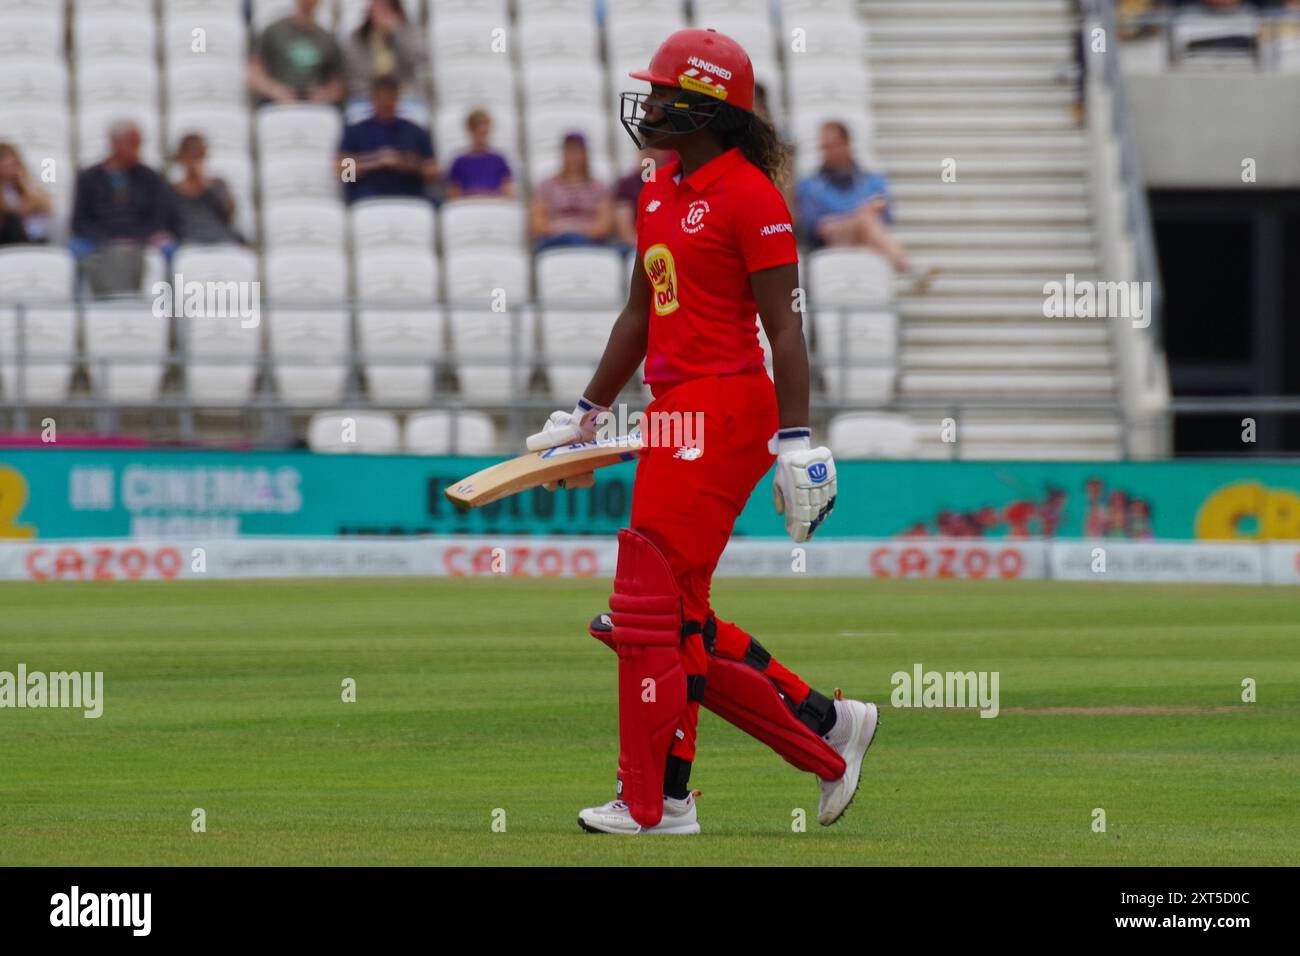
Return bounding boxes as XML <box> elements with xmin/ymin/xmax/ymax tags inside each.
<box><xmin>712</xmin><ymin>102</ymin><xmax>793</xmax><ymax>190</ymax></box>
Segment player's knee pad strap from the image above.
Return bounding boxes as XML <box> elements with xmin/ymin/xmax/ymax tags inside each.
<box><xmin>610</xmin><ymin>528</ymin><xmax>688</xmax><ymax>828</ymax></box>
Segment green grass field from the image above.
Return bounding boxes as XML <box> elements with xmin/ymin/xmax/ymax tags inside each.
<box><xmin>1</xmin><ymin>577</ymin><xmax>1297</xmax><ymax>866</ymax></box>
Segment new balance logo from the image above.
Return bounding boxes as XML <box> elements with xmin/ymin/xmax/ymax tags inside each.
<box><xmin>645</xmin><ymin>200</ymin><xmax>661</xmax><ymax>213</ymax></box>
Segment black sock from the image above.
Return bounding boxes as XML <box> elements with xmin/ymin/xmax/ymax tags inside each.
<box><xmin>664</xmin><ymin>755</ymin><xmax>692</xmax><ymax>799</ymax></box>
<box><xmin>817</xmin><ymin>700</ymin><xmax>838</xmax><ymax>736</ymax></box>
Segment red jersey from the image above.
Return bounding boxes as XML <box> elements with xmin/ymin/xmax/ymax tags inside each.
<box><xmin>635</xmin><ymin>147</ymin><xmax>798</xmax><ymax>386</ymax></box>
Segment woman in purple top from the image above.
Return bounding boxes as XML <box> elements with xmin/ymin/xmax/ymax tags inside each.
<box><xmin>446</xmin><ymin>109</ymin><xmax>514</xmax><ymax>198</ymax></box>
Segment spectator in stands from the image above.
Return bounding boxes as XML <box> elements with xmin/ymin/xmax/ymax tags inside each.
<box><xmin>337</xmin><ymin>75</ymin><xmax>437</xmax><ymax>204</ymax></box>
<box><xmin>530</xmin><ymin>133</ymin><xmax>613</xmax><ymax>252</ymax></box>
<box><xmin>0</xmin><ymin>143</ymin><xmax>53</xmax><ymax>244</ymax></box>
<box><xmin>796</xmin><ymin>120</ymin><xmax>911</xmax><ymax>273</ymax></box>
<box><xmin>70</xmin><ymin>121</ymin><xmax>174</xmax><ymax>259</ymax></box>
<box><xmin>169</xmin><ymin>133</ymin><xmax>243</xmax><ymax>245</ymax></box>
<box><xmin>70</xmin><ymin>121</ymin><xmax>175</xmax><ymax>296</ymax></box>
<box><xmin>248</xmin><ymin>0</ymin><xmax>345</xmax><ymax>106</ymax></box>
<box><xmin>613</xmin><ymin>147</ymin><xmax>674</xmax><ymax>252</ymax></box>
<box><xmin>446</xmin><ymin>110</ymin><xmax>514</xmax><ymax>199</ymax></box>
<box><xmin>341</xmin><ymin>0</ymin><xmax>428</xmax><ymax>124</ymax></box>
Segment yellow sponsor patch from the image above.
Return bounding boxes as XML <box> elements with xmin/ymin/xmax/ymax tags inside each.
<box><xmin>643</xmin><ymin>243</ymin><xmax>680</xmax><ymax>316</ymax></box>
<box><xmin>678</xmin><ymin>74</ymin><xmax>729</xmax><ymax>101</ymax></box>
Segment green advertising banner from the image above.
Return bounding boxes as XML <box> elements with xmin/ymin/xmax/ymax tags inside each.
<box><xmin>1</xmin><ymin>449</ymin><xmax>1299</xmax><ymax>541</ymax></box>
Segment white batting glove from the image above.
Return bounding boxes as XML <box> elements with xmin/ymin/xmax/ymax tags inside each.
<box><xmin>769</xmin><ymin>428</ymin><xmax>837</xmax><ymax>543</ymax></box>
<box><xmin>527</xmin><ymin>397</ymin><xmax>608</xmax><ymax>491</ymax></box>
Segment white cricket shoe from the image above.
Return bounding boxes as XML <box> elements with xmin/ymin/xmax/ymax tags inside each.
<box><xmin>577</xmin><ymin>793</ymin><xmax>700</xmax><ymax>835</ymax></box>
<box><xmin>817</xmin><ymin>694</ymin><xmax>879</xmax><ymax>826</ymax></box>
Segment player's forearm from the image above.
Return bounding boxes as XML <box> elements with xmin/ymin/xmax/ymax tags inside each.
<box><xmin>583</xmin><ymin>308</ymin><xmax>647</xmax><ymax>408</ymax></box>
<box><xmin>768</xmin><ymin>324</ymin><xmax>811</xmax><ymax>429</ymax></box>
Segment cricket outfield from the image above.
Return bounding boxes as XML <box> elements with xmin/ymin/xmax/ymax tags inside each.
<box><xmin>1</xmin><ymin>577</ymin><xmax>1296</xmax><ymax>866</ymax></box>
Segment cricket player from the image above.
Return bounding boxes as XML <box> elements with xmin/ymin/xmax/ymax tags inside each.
<box><xmin>527</xmin><ymin>28</ymin><xmax>879</xmax><ymax>835</ymax></box>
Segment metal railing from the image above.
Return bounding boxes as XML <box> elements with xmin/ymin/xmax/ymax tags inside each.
<box><xmin>0</xmin><ymin>298</ymin><xmax>1135</xmax><ymax>456</ymax></box>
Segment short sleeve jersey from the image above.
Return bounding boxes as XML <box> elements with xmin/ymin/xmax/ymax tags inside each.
<box><xmin>635</xmin><ymin>147</ymin><xmax>798</xmax><ymax>386</ymax></box>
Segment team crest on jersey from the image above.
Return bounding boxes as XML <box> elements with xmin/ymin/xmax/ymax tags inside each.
<box><xmin>681</xmin><ymin>199</ymin><xmax>710</xmax><ymax>234</ymax></box>
<box><xmin>643</xmin><ymin>243</ymin><xmax>680</xmax><ymax>316</ymax></box>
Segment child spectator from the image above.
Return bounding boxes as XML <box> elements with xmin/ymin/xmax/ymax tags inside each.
<box><xmin>446</xmin><ymin>110</ymin><xmax>514</xmax><ymax>198</ymax></box>
<box><xmin>248</xmin><ymin>0</ymin><xmax>345</xmax><ymax>106</ymax></box>
<box><xmin>530</xmin><ymin>132</ymin><xmax>612</xmax><ymax>252</ymax></box>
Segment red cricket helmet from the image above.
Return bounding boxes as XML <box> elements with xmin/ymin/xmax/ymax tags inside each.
<box><xmin>629</xmin><ymin>27</ymin><xmax>756</xmax><ymax>112</ymax></box>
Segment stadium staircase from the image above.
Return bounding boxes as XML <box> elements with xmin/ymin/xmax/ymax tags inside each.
<box><xmin>860</xmin><ymin>0</ymin><xmax>1161</xmax><ymax>459</ymax></box>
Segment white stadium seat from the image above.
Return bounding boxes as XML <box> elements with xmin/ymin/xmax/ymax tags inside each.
<box><xmin>439</xmin><ymin>199</ymin><xmax>525</xmax><ymax>251</ymax></box>
<box><xmin>0</xmin><ymin>307</ymin><xmax>76</xmax><ymax>401</ymax></box>
<box><xmin>259</xmin><ymin>154</ymin><xmax>340</xmax><ymax>201</ymax></box>
<box><xmin>0</xmin><ymin>108</ymin><xmax>70</xmax><ymax>165</ymax></box>
<box><xmin>814</xmin><ymin>310</ymin><xmax>898</xmax><ymax>405</ymax></box>
<box><xmin>542</xmin><ymin>311</ymin><xmax>613</xmax><ymax>398</ymax></box>
<box><xmin>535</xmin><ymin>248</ymin><xmax>624</xmax><ymax>307</ymax></box>
<box><xmin>606</xmin><ymin>12</ymin><xmax>687</xmax><ymax>64</ymax></box>
<box><xmin>77</xmin><ymin>0</ymin><xmax>156</xmax><ymax>13</ymax></box>
<box><xmin>444</xmin><ymin>250</ymin><xmax>529</xmax><ymax>308</ymax></box>
<box><xmin>76</xmin><ymin>60</ymin><xmax>160</xmax><ymax>111</ymax></box>
<box><xmin>165</xmin><ymin>0</ymin><xmax>248</xmax><ymax>16</ymax></box>
<box><xmin>358</xmin><ymin>309</ymin><xmax>443</xmax><ymax>404</ymax></box>
<box><xmin>0</xmin><ymin>13</ymin><xmax>63</xmax><ymax>59</ymax></box>
<box><xmin>265</xmin><ymin>250</ymin><xmax>350</xmax><ymax>305</ymax></box>
<box><xmin>84</xmin><ymin>302</ymin><xmax>169</xmax><ymax>402</ymax></box>
<box><xmin>449</xmin><ymin>310</ymin><xmax>533</xmax><ymax>402</ymax></box>
<box><xmin>268</xmin><ymin>308</ymin><xmax>351</xmax><ymax>403</ymax></box>
<box><xmin>0</xmin><ymin>59</ymin><xmax>69</xmax><ymax>106</ymax></box>
<box><xmin>517</xmin><ymin>18</ymin><xmax>600</xmax><ymax>64</ymax></box>
<box><xmin>514</xmin><ymin>0</ymin><xmax>592</xmax><ymax>22</ymax></box>
<box><xmin>255</xmin><ymin>105</ymin><xmax>343</xmax><ymax>159</ymax></box>
<box><xmin>435</xmin><ymin>64</ymin><xmax>517</xmax><ymax>114</ymax></box>
<box><xmin>785</xmin><ymin>15</ymin><xmax>868</xmax><ymax>60</ymax></box>
<box><xmin>350</xmin><ymin>199</ymin><xmax>436</xmax><ymax>252</ymax></box>
<box><xmin>183</xmin><ymin>304</ymin><xmax>262</xmax><ymax>405</ymax></box>
<box><xmin>173</xmin><ymin>243</ymin><xmax>259</xmax><ymax>287</ymax></box>
<box><xmin>808</xmin><ymin>248</ymin><xmax>893</xmax><ymax>309</ymax></box>
<box><xmin>165</xmin><ymin>58</ymin><xmax>247</xmax><ymax>109</ymax></box>
<box><xmin>828</xmin><ymin>412</ymin><xmax>917</xmax><ymax>460</ymax></box>
<box><xmin>162</xmin><ymin>9</ymin><xmax>248</xmax><ymax>64</ymax></box>
<box><xmin>261</xmin><ymin>199</ymin><xmax>347</xmax><ymax>252</ymax></box>
<box><xmin>520</xmin><ymin>62</ymin><xmax>606</xmax><ymax>113</ymax></box>
<box><xmin>695</xmin><ymin>0</ymin><xmax>770</xmax><ymax>18</ymax></box>
<box><xmin>428</xmin><ymin>13</ymin><xmax>503</xmax><ymax>68</ymax></box>
<box><xmin>355</xmin><ymin>251</ymin><xmax>439</xmax><ymax>307</ymax></box>
<box><xmin>781</xmin><ymin>0</ymin><xmax>857</xmax><ymax>16</ymax></box>
<box><xmin>308</xmin><ymin>410</ymin><xmax>402</xmax><ymax>454</ymax></box>
<box><xmin>74</xmin><ymin>13</ymin><xmax>157</xmax><ymax>63</ymax></box>
<box><xmin>0</xmin><ymin>247</ymin><xmax>76</xmax><ymax>303</ymax></box>
<box><xmin>403</xmin><ymin>409</ymin><xmax>497</xmax><ymax>455</ymax></box>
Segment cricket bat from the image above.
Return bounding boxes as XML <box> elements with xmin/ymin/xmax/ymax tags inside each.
<box><xmin>444</xmin><ymin>434</ymin><xmax>643</xmax><ymax>509</ymax></box>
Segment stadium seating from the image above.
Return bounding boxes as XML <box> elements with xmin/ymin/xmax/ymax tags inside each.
<box><xmin>308</xmin><ymin>410</ymin><xmax>402</xmax><ymax>454</ymax></box>
<box><xmin>0</xmin><ymin>0</ymin><xmax>1160</xmax><ymax>459</ymax></box>
<box><xmin>403</xmin><ymin>409</ymin><xmax>497</xmax><ymax>455</ymax></box>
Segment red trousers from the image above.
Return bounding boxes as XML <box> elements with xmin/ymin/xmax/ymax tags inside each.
<box><xmin>629</xmin><ymin>369</ymin><xmax>813</xmax><ymax>762</ymax></box>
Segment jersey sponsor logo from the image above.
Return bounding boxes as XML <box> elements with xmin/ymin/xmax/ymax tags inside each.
<box><xmin>760</xmin><ymin>222</ymin><xmax>792</xmax><ymax>236</ymax></box>
<box><xmin>680</xmin><ymin>199</ymin><xmax>710</xmax><ymax>235</ymax></box>
<box><xmin>645</xmin><ymin>199</ymin><xmax>661</xmax><ymax>212</ymax></box>
<box><xmin>643</xmin><ymin>243</ymin><xmax>680</xmax><ymax>316</ymax></box>
<box><xmin>686</xmin><ymin>55</ymin><xmax>733</xmax><ymax>81</ymax></box>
